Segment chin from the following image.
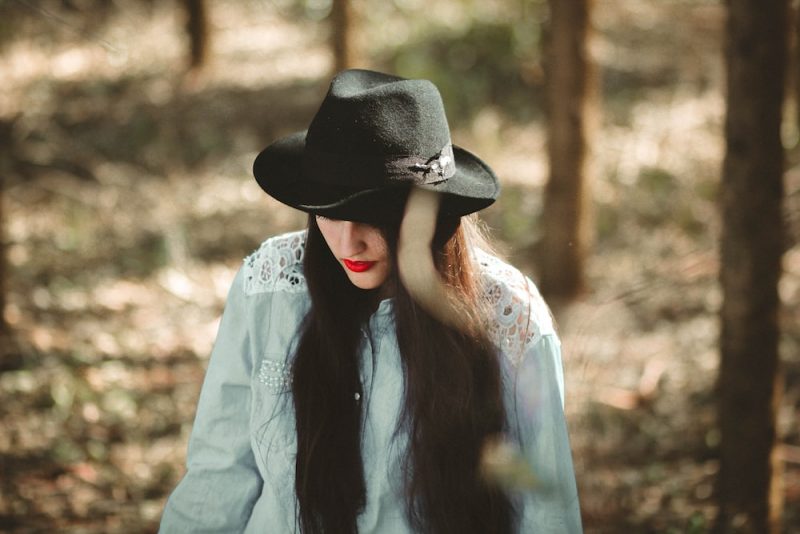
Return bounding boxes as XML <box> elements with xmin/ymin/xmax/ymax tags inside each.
<box><xmin>348</xmin><ymin>277</ymin><xmax>382</xmax><ymax>291</ymax></box>
<box><xmin>345</xmin><ymin>269</ymin><xmax>389</xmax><ymax>291</ymax></box>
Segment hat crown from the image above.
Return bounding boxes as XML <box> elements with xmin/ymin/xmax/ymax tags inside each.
<box><xmin>305</xmin><ymin>70</ymin><xmax>451</xmax><ymax>157</ymax></box>
<box><xmin>252</xmin><ymin>69</ymin><xmax>499</xmax><ymax>223</ymax></box>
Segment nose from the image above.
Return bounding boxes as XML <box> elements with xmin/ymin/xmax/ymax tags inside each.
<box><xmin>339</xmin><ymin>221</ymin><xmax>366</xmax><ymax>256</ymax></box>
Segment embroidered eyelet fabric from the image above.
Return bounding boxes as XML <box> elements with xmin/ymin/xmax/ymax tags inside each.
<box><xmin>475</xmin><ymin>248</ymin><xmax>555</xmax><ymax>369</ymax></box>
<box><xmin>241</xmin><ymin>231</ymin><xmax>554</xmax><ymax>370</ymax></box>
<box><xmin>244</xmin><ymin>231</ymin><xmax>307</xmax><ymax>295</ymax></box>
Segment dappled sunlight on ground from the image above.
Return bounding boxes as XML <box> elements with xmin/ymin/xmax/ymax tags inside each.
<box><xmin>1</xmin><ymin>0</ymin><xmax>798</xmax><ymax>532</ymax></box>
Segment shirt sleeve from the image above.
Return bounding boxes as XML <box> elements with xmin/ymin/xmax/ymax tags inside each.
<box><xmin>511</xmin><ymin>332</ymin><xmax>583</xmax><ymax>533</ymax></box>
<box><xmin>159</xmin><ymin>267</ymin><xmax>262</xmax><ymax>533</ymax></box>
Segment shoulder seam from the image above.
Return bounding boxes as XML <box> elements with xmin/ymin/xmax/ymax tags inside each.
<box><xmin>475</xmin><ymin>250</ymin><xmax>555</xmax><ymax>366</ymax></box>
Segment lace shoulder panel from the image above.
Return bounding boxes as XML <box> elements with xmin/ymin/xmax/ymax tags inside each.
<box><xmin>475</xmin><ymin>249</ymin><xmax>555</xmax><ymax>368</ymax></box>
<box><xmin>243</xmin><ymin>230</ymin><xmax>308</xmax><ymax>296</ymax></box>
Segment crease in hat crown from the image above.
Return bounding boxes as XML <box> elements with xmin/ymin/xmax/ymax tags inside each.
<box><xmin>252</xmin><ymin>69</ymin><xmax>500</xmax><ymax>222</ymax></box>
<box><xmin>305</xmin><ymin>70</ymin><xmax>452</xmax><ymax>162</ymax></box>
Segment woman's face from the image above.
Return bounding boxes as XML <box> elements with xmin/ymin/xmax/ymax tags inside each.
<box><xmin>315</xmin><ymin>216</ymin><xmax>392</xmax><ymax>290</ymax></box>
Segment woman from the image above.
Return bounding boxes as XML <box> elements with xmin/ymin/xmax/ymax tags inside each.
<box><xmin>160</xmin><ymin>69</ymin><xmax>582</xmax><ymax>533</ymax></box>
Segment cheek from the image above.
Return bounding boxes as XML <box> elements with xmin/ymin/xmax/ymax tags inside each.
<box><xmin>315</xmin><ymin>221</ymin><xmax>338</xmax><ymax>252</ymax></box>
<box><xmin>366</xmin><ymin>234</ymin><xmax>389</xmax><ymax>259</ymax></box>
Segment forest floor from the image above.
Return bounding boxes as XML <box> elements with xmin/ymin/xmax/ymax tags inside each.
<box><xmin>1</xmin><ymin>1</ymin><xmax>799</xmax><ymax>532</ymax></box>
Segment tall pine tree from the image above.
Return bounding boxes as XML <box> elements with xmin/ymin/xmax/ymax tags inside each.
<box><xmin>717</xmin><ymin>0</ymin><xmax>788</xmax><ymax>531</ymax></box>
<box><xmin>538</xmin><ymin>0</ymin><xmax>597</xmax><ymax>300</ymax></box>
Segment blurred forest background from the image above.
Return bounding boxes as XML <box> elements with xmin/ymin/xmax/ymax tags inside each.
<box><xmin>0</xmin><ymin>0</ymin><xmax>798</xmax><ymax>532</ymax></box>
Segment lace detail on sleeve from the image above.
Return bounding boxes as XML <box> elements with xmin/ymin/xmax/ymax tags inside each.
<box><xmin>476</xmin><ymin>249</ymin><xmax>555</xmax><ymax>368</ymax></box>
<box><xmin>243</xmin><ymin>230</ymin><xmax>308</xmax><ymax>296</ymax></box>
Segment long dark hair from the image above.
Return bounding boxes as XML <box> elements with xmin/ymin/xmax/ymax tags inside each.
<box><xmin>291</xmin><ymin>213</ymin><xmax>513</xmax><ymax>533</ymax></box>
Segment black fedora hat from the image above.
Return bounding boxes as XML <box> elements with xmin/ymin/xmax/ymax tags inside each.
<box><xmin>253</xmin><ymin>69</ymin><xmax>500</xmax><ymax>223</ymax></box>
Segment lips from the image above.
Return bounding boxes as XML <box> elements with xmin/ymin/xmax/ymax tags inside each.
<box><xmin>343</xmin><ymin>259</ymin><xmax>376</xmax><ymax>273</ymax></box>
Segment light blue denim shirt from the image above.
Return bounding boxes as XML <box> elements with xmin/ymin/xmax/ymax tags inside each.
<box><xmin>160</xmin><ymin>230</ymin><xmax>582</xmax><ymax>533</ymax></box>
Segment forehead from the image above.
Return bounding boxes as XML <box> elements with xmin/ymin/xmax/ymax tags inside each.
<box><xmin>314</xmin><ymin>215</ymin><xmax>383</xmax><ymax>234</ymax></box>
<box><xmin>315</xmin><ymin>215</ymin><xmax>388</xmax><ymax>231</ymax></box>
<box><xmin>313</xmin><ymin>211</ymin><xmax>401</xmax><ymax>227</ymax></box>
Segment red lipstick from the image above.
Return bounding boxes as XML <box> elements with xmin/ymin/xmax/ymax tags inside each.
<box><xmin>343</xmin><ymin>259</ymin><xmax>376</xmax><ymax>273</ymax></box>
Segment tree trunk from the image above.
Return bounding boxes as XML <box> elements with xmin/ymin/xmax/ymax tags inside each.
<box><xmin>0</xmin><ymin>117</ymin><xmax>12</xmax><ymax>338</ymax></box>
<box><xmin>184</xmin><ymin>0</ymin><xmax>209</xmax><ymax>71</ymax></box>
<box><xmin>0</xmin><ymin>156</ymin><xmax>5</xmax><ymax>336</ymax></box>
<box><xmin>717</xmin><ymin>0</ymin><xmax>787</xmax><ymax>532</ymax></box>
<box><xmin>796</xmin><ymin>0</ymin><xmax>800</xmax><ymax>138</ymax></box>
<box><xmin>538</xmin><ymin>0</ymin><xmax>596</xmax><ymax>300</ymax></box>
<box><xmin>0</xmin><ymin>117</ymin><xmax>20</xmax><ymax>371</ymax></box>
<box><xmin>331</xmin><ymin>0</ymin><xmax>356</xmax><ymax>72</ymax></box>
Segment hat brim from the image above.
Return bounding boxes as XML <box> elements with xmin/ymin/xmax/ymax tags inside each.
<box><xmin>253</xmin><ymin>131</ymin><xmax>499</xmax><ymax>223</ymax></box>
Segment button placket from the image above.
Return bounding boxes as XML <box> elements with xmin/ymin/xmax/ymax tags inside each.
<box><xmin>358</xmin><ymin>328</ymin><xmax>372</xmax><ymax>407</ymax></box>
